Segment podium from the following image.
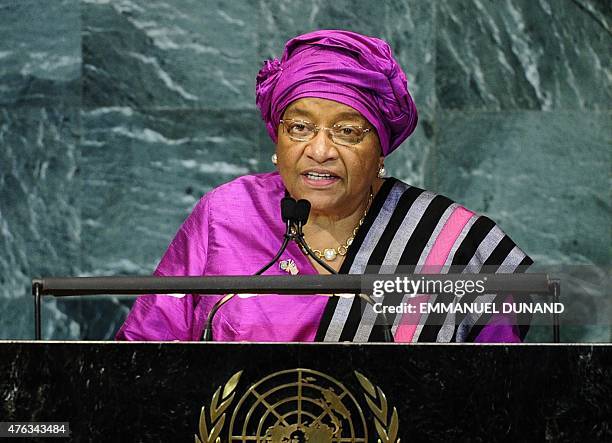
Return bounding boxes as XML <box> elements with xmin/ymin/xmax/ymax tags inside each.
<box><xmin>1</xmin><ymin>342</ymin><xmax>610</xmax><ymax>441</ymax></box>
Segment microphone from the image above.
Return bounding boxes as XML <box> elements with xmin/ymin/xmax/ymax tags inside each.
<box><xmin>202</xmin><ymin>197</ymin><xmax>297</xmax><ymax>341</ymax></box>
<box><xmin>281</xmin><ymin>196</ymin><xmax>297</xmax><ymax>223</ymax></box>
<box><xmin>294</xmin><ymin>199</ymin><xmax>310</xmax><ymax>227</ymax></box>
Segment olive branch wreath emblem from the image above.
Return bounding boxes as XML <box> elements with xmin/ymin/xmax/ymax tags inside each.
<box><xmin>194</xmin><ymin>369</ymin><xmax>399</xmax><ymax>443</ymax></box>
<box><xmin>355</xmin><ymin>371</ymin><xmax>400</xmax><ymax>443</ymax></box>
<box><xmin>195</xmin><ymin>370</ymin><xmax>242</xmax><ymax>443</ymax></box>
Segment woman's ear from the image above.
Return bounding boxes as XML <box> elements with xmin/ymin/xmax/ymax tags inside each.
<box><xmin>376</xmin><ymin>152</ymin><xmax>387</xmax><ymax>178</ymax></box>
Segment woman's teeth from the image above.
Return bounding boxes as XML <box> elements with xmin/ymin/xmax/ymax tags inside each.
<box><xmin>305</xmin><ymin>172</ymin><xmax>336</xmax><ymax>180</ymax></box>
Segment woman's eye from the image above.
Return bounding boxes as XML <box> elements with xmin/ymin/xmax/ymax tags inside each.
<box><xmin>337</xmin><ymin>126</ymin><xmax>359</xmax><ymax>137</ymax></box>
<box><xmin>290</xmin><ymin>123</ymin><xmax>308</xmax><ymax>133</ymax></box>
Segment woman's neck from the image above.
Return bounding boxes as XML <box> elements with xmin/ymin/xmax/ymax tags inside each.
<box><xmin>301</xmin><ymin>178</ymin><xmax>384</xmax><ymax>274</ymax></box>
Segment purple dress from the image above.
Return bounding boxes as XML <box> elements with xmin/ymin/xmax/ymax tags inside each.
<box><xmin>116</xmin><ymin>172</ymin><xmax>327</xmax><ymax>341</ymax></box>
<box><xmin>116</xmin><ymin>172</ymin><xmax>524</xmax><ymax>342</ymax></box>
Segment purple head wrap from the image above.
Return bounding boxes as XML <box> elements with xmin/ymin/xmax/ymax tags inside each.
<box><xmin>255</xmin><ymin>30</ymin><xmax>418</xmax><ymax>156</ymax></box>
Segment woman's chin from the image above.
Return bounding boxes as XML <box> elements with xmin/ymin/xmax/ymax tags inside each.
<box><xmin>292</xmin><ymin>183</ymin><xmax>342</xmax><ymax>203</ymax></box>
<box><xmin>304</xmin><ymin>199</ymin><xmax>346</xmax><ymax>218</ymax></box>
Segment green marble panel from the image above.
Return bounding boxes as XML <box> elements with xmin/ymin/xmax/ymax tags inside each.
<box><xmin>259</xmin><ymin>0</ymin><xmax>388</xmax><ymax>59</ymax></box>
<box><xmin>436</xmin><ymin>0</ymin><xmax>611</xmax><ymax>110</ymax></box>
<box><xmin>386</xmin><ymin>0</ymin><xmax>436</xmax><ymax>111</ymax></box>
<box><xmin>0</xmin><ymin>107</ymin><xmax>81</xmax><ymax>339</ymax></box>
<box><xmin>82</xmin><ymin>0</ymin><xmax>258</xmax><ymax>108</ymax></box>
<box><xmin>0</xmin><ymin>0</ymin><xmax>80</xmax><ymax>106</ymax></box>
<box><xmin>434</xmin><ymin>110</ymin><xmax>610</xmax><ymax>265</ymax></box>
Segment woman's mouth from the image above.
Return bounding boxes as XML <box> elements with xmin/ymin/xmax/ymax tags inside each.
<box><xmin>301</xmin><ymin>171</ymin><xmax>340</xmax><ymax>187</ymax></box>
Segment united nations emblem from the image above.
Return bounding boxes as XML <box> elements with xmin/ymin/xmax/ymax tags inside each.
<box><xmin>194</xmin><ymin>368</ymin><xmax>400</xmax><ymax>442</ymax></box>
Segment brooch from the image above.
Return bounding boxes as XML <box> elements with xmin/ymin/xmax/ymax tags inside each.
<box><xmin>279</xmin><ymin>259</ymin><xmax>299</xmax><ymax>275</ymax></box>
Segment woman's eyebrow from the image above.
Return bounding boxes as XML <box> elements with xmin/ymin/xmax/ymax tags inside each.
<box><xmin>334</xmin><ymin>111</ymin><xmax>366</xmax><ymax>122</ymax></box>
<box><xmin>284</xmin><ymin>108</ymin><xmax>365</xmax><ymax>123</ymax></box>
<box><xmin>284</xmin><ymin>107</ymin><xmax>314</xmax><ymax>118</ymax></box>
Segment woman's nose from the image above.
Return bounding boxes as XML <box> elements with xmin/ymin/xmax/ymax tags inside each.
<box><xmin>305</xmin><ymin>128</ymin><xmax>338</xmax><ymax>162</ymax></box>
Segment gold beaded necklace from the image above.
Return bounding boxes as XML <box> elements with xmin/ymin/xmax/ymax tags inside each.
<box><xmin>311</xmin><ymin>190</ymin><xmax>373</xmax><ymax>262</ymax></box>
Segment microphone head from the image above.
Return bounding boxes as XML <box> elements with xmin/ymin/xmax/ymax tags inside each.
<box><xmin>295</xmin><ymin>199</ymin><xmax>311</xmax><ymax>225</ymax></box>
<box><xmin>280</xmin><ymin>197</ymin><xmax>297</xmax><ymax>223</ymax></box>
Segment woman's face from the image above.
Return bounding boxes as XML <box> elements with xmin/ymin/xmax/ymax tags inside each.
<box><xmin>275</xmin><ymin>97</ymin><xmax>383</xmax><ymax>219</ymax></box>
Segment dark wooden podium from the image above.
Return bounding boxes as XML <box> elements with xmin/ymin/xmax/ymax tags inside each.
<box><xmin>1</xmin><ymin>342</ymin><xmax>610</xmax><ymax>442</ymax></box>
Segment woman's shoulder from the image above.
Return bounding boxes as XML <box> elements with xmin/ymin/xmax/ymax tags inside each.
<box><xmin>195</xmin><ymin>171</ymin><xmax>284</xmax><ymax>209</ymax></box>
<box><xmin>215</xmin><ymin>171</ymin><xmax>284</xmax><ymax>193</ymax></box>
<box><xmin>192</xmin><ymin>172</ymin><xmax>285</xmax><ymax>222</ymax></box>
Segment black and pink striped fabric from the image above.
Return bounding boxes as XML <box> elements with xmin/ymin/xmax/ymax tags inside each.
<box><xmin>314</xmin><ymin>178</ymin><xmax>533</xmax><ymax>343</ymax></box>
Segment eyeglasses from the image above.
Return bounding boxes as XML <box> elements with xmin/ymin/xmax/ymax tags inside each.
<box><xmin>279</xmin><ymin>119</ymin><xmax>372</xmax><ymax>147</ymax></box>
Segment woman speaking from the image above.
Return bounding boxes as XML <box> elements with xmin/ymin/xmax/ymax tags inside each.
<box><xmin>116</xmin><ymin>30</ymin><xmax>532</xmax><ymax>343</ymax></box>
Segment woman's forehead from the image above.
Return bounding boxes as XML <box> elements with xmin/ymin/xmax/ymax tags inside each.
<box><xmin>283</xmin><ymin>98</ymin><xmax>366</xmax><ymax>122</ymax></box>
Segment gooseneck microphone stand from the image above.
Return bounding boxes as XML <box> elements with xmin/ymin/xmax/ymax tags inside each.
<box><xmin>254</xmin><ymin>197</ymin><xmax>298</xmax><ymax>276</ymax></box>
<box><xmin>202</xmin><ymin>198</ymin><xmax>297</xmax><ymax>341</ymax></box>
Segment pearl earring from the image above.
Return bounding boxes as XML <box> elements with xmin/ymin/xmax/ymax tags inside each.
<box><xmin>377</xmin><ymin>165</ymin><xmax>386</xmax><ymax>178</ymax></box>
<box><xmin>271</xmin><ymin>153</ymin><xmax>278</xmax><ymax>165</ymax></box>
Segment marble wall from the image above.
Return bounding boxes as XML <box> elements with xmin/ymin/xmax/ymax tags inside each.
<box><xmin>0</xmin><ymin>0</ymin><xmax>609</xmax><ymax>341</ymax></box>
